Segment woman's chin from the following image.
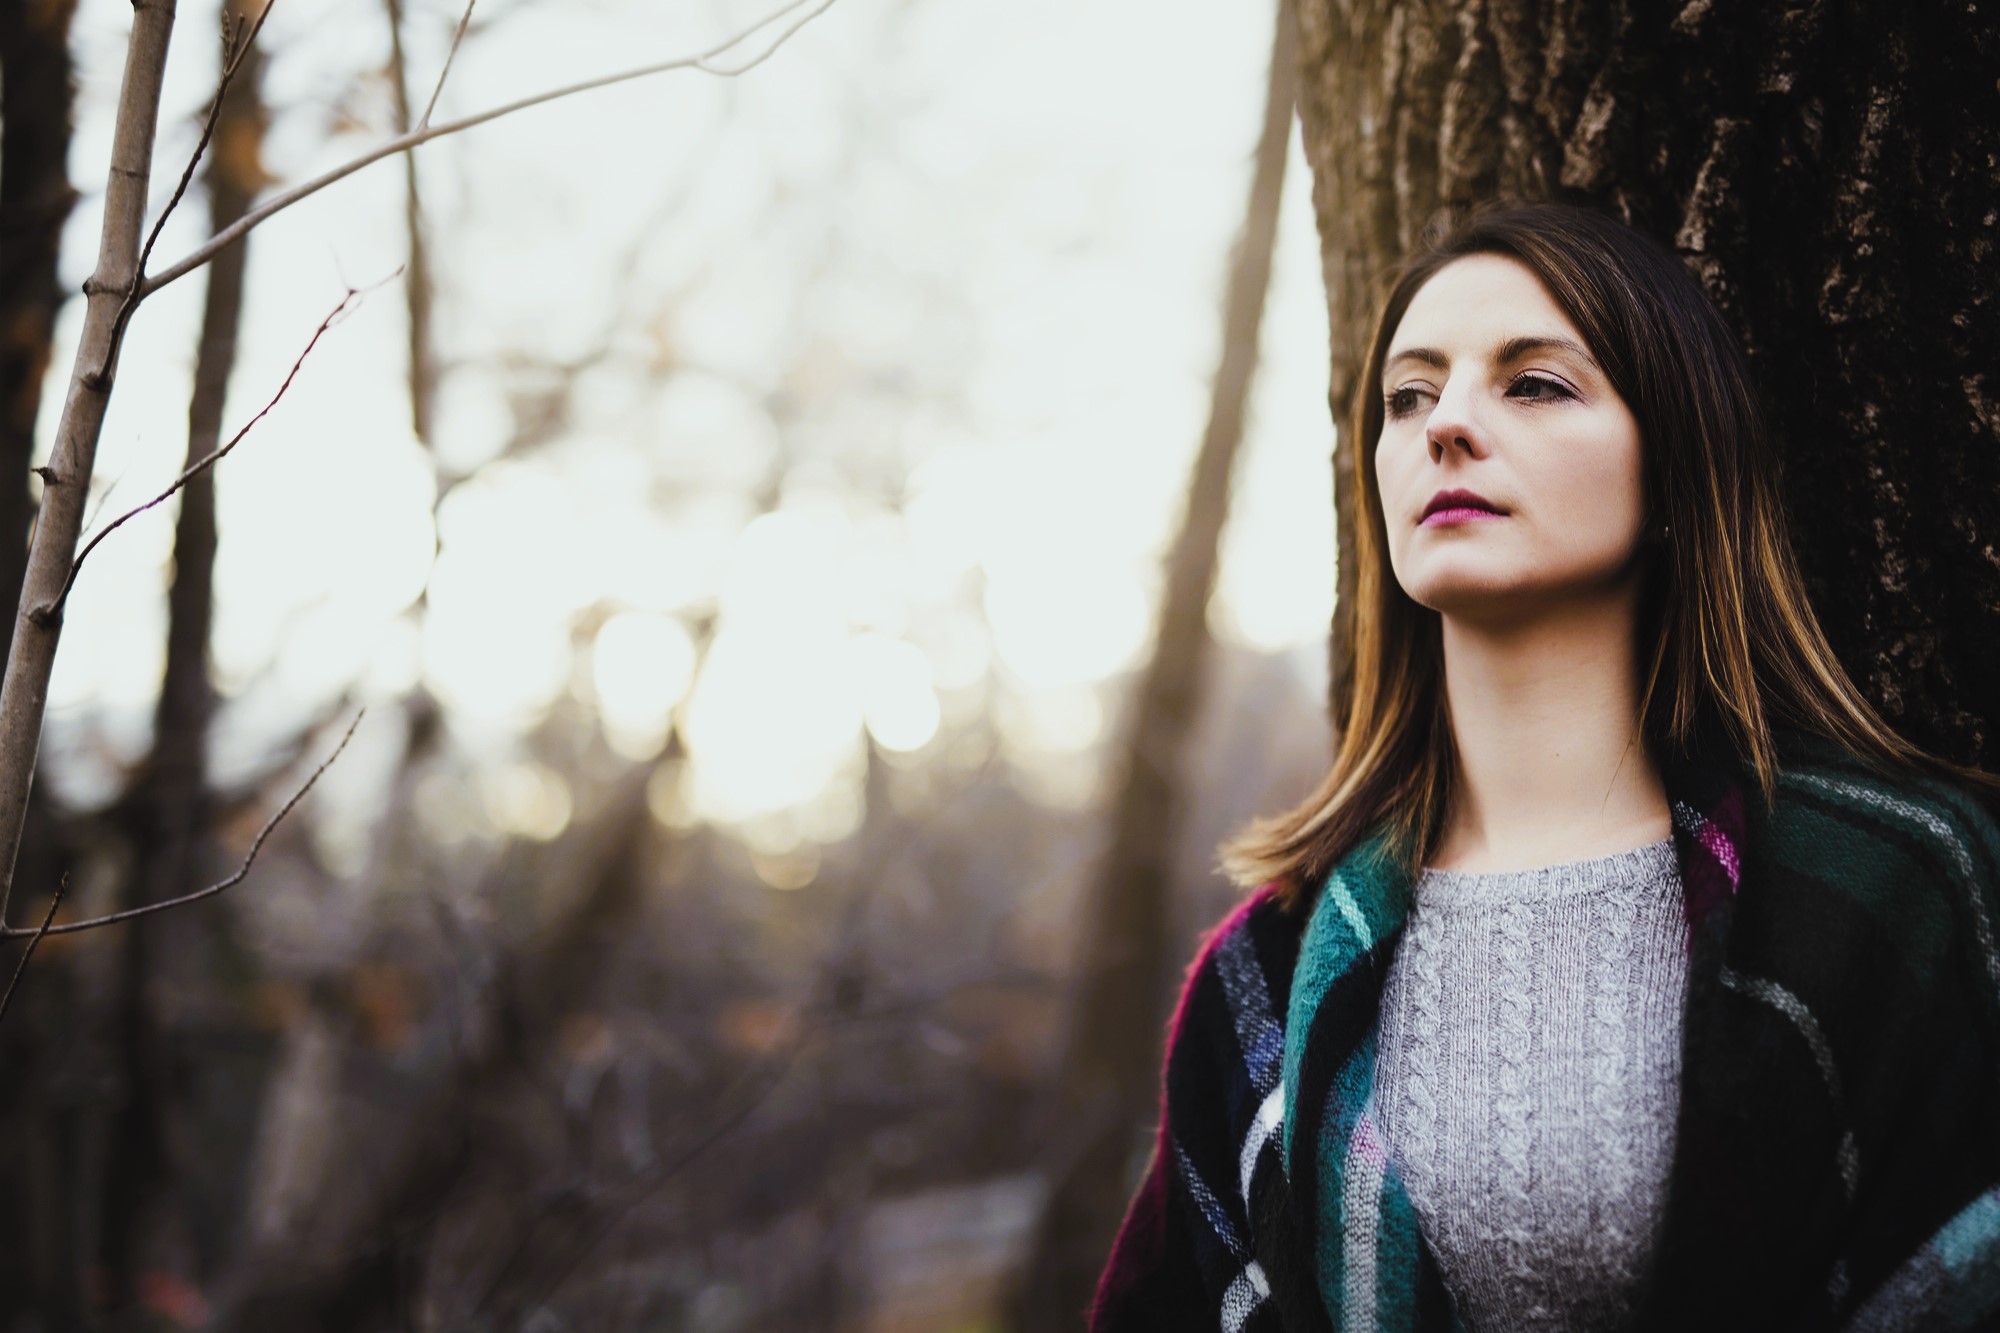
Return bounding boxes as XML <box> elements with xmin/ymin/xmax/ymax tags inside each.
<box><xmin>1407</xmin><ymin>574</ymin><xmax>1581</xmax><ymax>625</ymax></box>
<box><xmin>1403</xmin><ymin>569</ymin><xmax>1528</xmax><ymax>614</ymax></box>
<box><xmin>1410</xmin><ymin>568</ymin><xmax>1646</xmax><ymax>625</ymax></box>
<box><xmin>1422</xmin><ymin>595</ymin><xmax>1526</xmax><ymax>625</ymax></box>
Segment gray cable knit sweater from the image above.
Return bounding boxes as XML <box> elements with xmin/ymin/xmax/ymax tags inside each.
<box><xmin>1372</xmin><ymin>836</ymin><xmax>1687</xmax><ymax>1332</ymax></box>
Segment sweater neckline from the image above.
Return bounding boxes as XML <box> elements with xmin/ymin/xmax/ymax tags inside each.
<box><xmin>1415</xmin><ymin>834</ymin><xmax>1679</xmax><ymax>906</ymax></box>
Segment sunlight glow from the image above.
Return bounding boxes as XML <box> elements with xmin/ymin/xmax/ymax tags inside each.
<box><xmin>214</xmin><ymin>423</ymin><xmax>437</xmax><ymax>684</ymax></box>
<box><xmin>911</xmin><ymin>608</ymin><xmax>992</xmax><ymax>692</ymax></box>
<box><xmin>592</xmin><ymin>611</ymin><xmax>698</xmax><ymax>759</ymax></box>
<box><xmin>45</xmin><ymin>0</ymin><xmax>1333</xmax><ymax>838</ymax></box>
<box><xmin>751</xmin><ymin>843</ymin><xmax>821</xmax><ymax>891</ymax></box>
<box><xmin>678</xmin><ymin>498</ymin><xmax>876</xmax><ymax>824</ymax></box>
<box><xmin>420</xmin><ymin>460</ymin><xmax>581</xmax><ymax>722</ymax></box>
<box><xmin>997</xmin><ymin>682</ymin><xmax>1106</xmax><ymax>754</ymax></box>
<box><xmin>653</xmin><ymin>370</ymin><xmax>781</xmax><ymax>493</ymax></box>
<box><xmin>478</xmin><ymin>760</ymin><xmax>574</xmax><ymax>841</ymax></box>
<box><xmin>1210</xmin><ymin>417</ymin><xmax>1337</xmax><ymax>652</ymax></box>
<box><xmin>983</xmin><ymin>554</ymin><xmax>1152</xmax><ymax>688</ymax></box>
<box><xmin>904</xmin><ymin>447</ymin><xmax>995</xmax><ymax>602</ymax></box>
<box><xmin>422</xmin><ymin>554</ymin><xmax>573</xmax><ymax>723</ymax></box>
<box><xmin>646</xmin><ymin>760</ymin><xmax>699</xmax><ymax>831</ymax></box>
<box><xmin>681</xmin><ymin>620</ymin><xmax>863</xmax><ymax>823</ymax></box>
<box><xmin>850</xmin><ymin>633</ymin><xmax>941</xmax><ymax>753</ymax></box>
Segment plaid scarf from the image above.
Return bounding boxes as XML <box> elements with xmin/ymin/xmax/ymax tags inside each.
<box><xmin>1092</xmin><ymin>736</ymin><xmax>2000</xmax><ymax>1331</ymax></box>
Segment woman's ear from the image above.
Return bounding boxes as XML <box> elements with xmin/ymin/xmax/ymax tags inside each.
<box><xmin>1641</xmin><ymin>502</ymin><xmax>1670</xmax><ymax>547</ymax></box>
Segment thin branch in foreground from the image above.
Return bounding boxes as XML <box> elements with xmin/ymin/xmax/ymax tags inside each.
<box><xmin>418</xmin><ymin>0</ymin><xmax>479</xmax><ymax>133</ymax></box>
<box><xmin>0</xmin><ymin>875</ymin><xmax>68</xmax><ymax>1025</ymax></box>
<box><xmin>139</xmin><ymin>0</ymin><xmax>279</xmax><ymax>279</ymax></box>
<box><xmin>38</xmin><ymin>277</ymin><xmax>390</xmax><ymax>627</ymax></box>
<box><xmin>90</xmin><ymin>0</ymin><xmax>280</xmax><ymax>387</ymax></box>
<box><xmin>141</xmin><ymin>0</ymin><xmax>836</xmax><ymax>298</ymax></box>
<box><xmin>68</xmin><ymin>460</ymin><xmax>134</xmax><ymax>551</ymax></box>
<box><xmin>692</xmin><ymin>0</ymin><xmax>829</xmax><ymax>76</ymax></box>
<box><xmin>0</xmin><ymin>709</ymin><xmax>364</xmax><ymax>940</ymax></box>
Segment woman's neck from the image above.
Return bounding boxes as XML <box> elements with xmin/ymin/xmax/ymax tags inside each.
<box><xmin>1429</xmin><ymin>590</ymin><xmax>1670</xmax><ymax>873</ymax></box>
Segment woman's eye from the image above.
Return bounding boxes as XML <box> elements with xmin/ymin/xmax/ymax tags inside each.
<box><xmin>1507</xmin><ymin>373</ymin><xmax>1574</xmax><ymax>403</ymax></box>
<box><xmin>1384</xmin><ymin>387</ymin><xmax>1425</xmax><ymax>418</ymax></box>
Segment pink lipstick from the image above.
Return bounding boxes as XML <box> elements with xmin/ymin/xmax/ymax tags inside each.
<box><xmin>1420</xmin><ymin>487</ymin><xmax>1507</xmax><ymax>527</ymax></box>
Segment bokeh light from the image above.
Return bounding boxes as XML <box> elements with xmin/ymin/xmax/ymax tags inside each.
<box><xmin>592</xmin><ymin>611</ymin><xmax>698</xmax><ymax>759</ymax></box>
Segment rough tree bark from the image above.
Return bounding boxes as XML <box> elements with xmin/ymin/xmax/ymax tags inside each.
<box><xmin>1013</xmin><ymin>1</ymin><xmax>1298</xmax><ymax>1324</ymax></box>
<box><xmin>1294</xmin><ymin>0</ymin><xmax>2000</xmax><ymax>764</ymax></box>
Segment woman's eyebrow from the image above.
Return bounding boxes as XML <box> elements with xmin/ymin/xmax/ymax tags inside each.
<box><xmin>1381</xmin><ymin>335</ymin><xmax>1600</xmax><ymax>379</ymax></box>
<box><xmin>1496</xmin><ymin>334</ymin><xmax>1600</xmax><ymax>371</ymax></box>
<box><xmin>1383</xmin><ymin>346</ymin><xmax>1448</xmax><ymax>375</ymax></box>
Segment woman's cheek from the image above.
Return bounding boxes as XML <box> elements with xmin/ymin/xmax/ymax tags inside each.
<box><xmin>1378</xmin><ymin>463</ymin><xmax>1415</xmax><ymax>577</ymax></box>
<box><xmin>1554</xmin><ymin>459</ymin><xmax>1647</xmax><ymax>566</ymax></box>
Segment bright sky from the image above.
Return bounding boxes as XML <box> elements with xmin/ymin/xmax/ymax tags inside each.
<box><xmin>42</xmin><ymin>0</ymin><xmax>1337</xmax><ymax>861</ymax></box>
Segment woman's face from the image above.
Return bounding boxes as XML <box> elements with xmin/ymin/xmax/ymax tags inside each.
<box><xmin>1372</xmin><ymin>253</ymin><xmax>1651</xmax><ymax>623</ymax></box>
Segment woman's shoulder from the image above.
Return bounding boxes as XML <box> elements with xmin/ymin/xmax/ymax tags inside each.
<box><xmin>1197</xmin><ymin>877</ymin><xmax>1312</xmax><ymax>951</ymax></box>
<box><xmin>1758</xmin><ymin>737</ymin><xmax>2000</xmax><ymax>978</ymax></box>
<box><xmin>1764</xmin><ymin>739</ymin><xmax>2000</xmax><ymax>886</ymax></box>
<box><xmin>1161</xmin><ymin>880</ymin><xmax>1311</xmax><ymax>1063</ymax></box>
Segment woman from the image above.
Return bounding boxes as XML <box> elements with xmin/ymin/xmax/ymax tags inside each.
<box><xmin>1090</xmin><ymin>203</ymin><xmax>2000</xmax><ymax>1331</ymax></box>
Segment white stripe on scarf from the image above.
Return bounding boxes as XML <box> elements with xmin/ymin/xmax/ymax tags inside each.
<box><xmin>1240</xmin><ymin>1081</ymin><xmax>1285</xmax><ymax>1206</ymax></box>
<box><xmin>1221</xmin><ymin>1259</ymin><xmax>1271</xmax><ymax>1333</ymax></box>
<box><xmin>1341</xmin><ymin>1107</ymin><xmax>1390</xmax><ymax>1328</ymax></box>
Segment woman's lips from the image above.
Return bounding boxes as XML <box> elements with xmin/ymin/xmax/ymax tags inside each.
<box><xmin>1420</xmin><ymin>506</ymin><xmax>1507</xmax><ymax>527</ymax></box>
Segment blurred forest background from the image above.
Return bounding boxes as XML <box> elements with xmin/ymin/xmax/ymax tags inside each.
<box><xmin>0</xmin><ymin>0</ymin><xmax>1336</xmax><ymax>1328</ymax></box>
<box><xmin>7</xmin><ymin>0</ymin><xmax>1998</xmax><ymax>1328</ymax></box>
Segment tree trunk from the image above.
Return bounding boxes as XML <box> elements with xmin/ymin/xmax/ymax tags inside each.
<box><xmin>96</xmin><ymin>4</ymin><xmax>267</xmax><ymax>1317</ymax></box>
<box><xmin>1012</xmin><ymin>1</ymin><xmax>1298</xmax><ymax>1324</ymax></box>
<box><xmin>1294</xmin><ymin>0</ymin><xmax>2000</xmax><ymax>763</ymax></box>
<box><xmin>382</xmin><ymin>0</ymin><xmax>439</xmax><ymax>447</ymax></box>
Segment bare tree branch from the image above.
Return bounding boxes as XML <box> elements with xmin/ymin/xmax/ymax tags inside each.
<box><xmin>141</xmin><ymin>0</ymin><xmax>836</xmax><ymax>298</ymax></box>
<box><xmin>92</xmin><ymin>0</ymin><xmax>278</xmax><ymax>388</ymax></box>
<box><xmin>136</xmin><ymin>0</ymin><xmax>276</xmax><ymax>279</ymax></box>
<box><xmin>0</xmin><ymin>709</ymin><xmax>362</xmax><ymax>940</ymax></box>
<box><xmin>0</xmin><ymin>0</ymin><xmax>271</xmax><ymax>928</ymax></box>
<box><xmin>66</xmin><ymin>461</ymin><xmax>134</xmax><ymax>551</ymax></box>
<box><xmin>0</xmin><ymin>873</ymin><xmax>65</xmax><ymax>1025</ymax></box>
<box><xmin>689</xmin><ymin>0</ymin><xmax>828</xmax><ymax>76</ymax></box>
<box><xmin>5</xmin><ymin>0</ymin><xmax>796</xmax><ymax>927</ymax></box>
<box><xmin>418</xmin><ymin>0</ymin><xmax>478</xmax><ymax>133</ymax></box>
<box><xmin>0</xmin><ymin>0</ymin><xmax>180</xmax><ymax>929</ymax></box>
<box><xmin>39</xmin><ymin>280</ymin><xmax>383</xmax><ymax>626</ymax></box>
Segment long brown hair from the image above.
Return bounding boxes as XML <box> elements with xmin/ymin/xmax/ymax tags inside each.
<box><xmin>1221</xmin><ymin>202</ymin><xmax>2000</xmax><ymax>911</ymax></box>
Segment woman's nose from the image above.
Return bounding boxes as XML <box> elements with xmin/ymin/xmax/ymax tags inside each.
<box><xmin>1425</xmin><ymin>380</ymin><xmax>1487</xmax><ymax>461</ymax></box>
